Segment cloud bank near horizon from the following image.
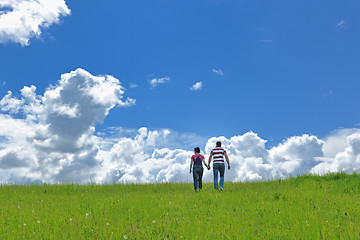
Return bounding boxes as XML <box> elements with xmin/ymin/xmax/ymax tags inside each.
<box><xmin>0</xmin><ymin>0</ymin><xmax>70</xmax><ymax>46</ymax></box>
<box><xmin>1</xmin><ymin>69</ymin><xmax>360</xmax><ymax>184</ymax></box>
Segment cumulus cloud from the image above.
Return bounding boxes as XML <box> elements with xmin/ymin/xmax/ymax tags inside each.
<box><xmin>0</xmin><ymin>68</ymin><xmax>135</xmax><ymax>183</ymax></box>
<box><xmin>0</xmin><ymin>0</ymin><xmax>70</xmax><ymax>46</ymax></box>
<box><xmin>269</xmin><ymin>135</ymin><xmax>324</xmax><ymax>176</ymax></box>
<box><xmin>104</xmin><ymin>129</ymin><xmax>360</xmax><ymax>184</ymax></box>
<box><xmin>1</xmin><ymin>70</ymin><xmax>360</xmax><ymax>184</ymax></box>
<box><xmin>311</xmin><ymin>130</ymin><xmax>360</xmax><ymax>175</ymax></box>
<box><xmin>322</xmin><ymin>128</ymin><xmax>360</xmax><ymax>158</ymax></box>
<box><xmin>101</xmin><ymin>130</ymin><xmax>356</xmax><ymax>184</ymax></box>
<box><xmin>149</xmin><ymin>76</ymin><xmax>170</xmax><ymax>88</ymax></box>
<box><xmin>99</xmin><ymin>127</ymin><xmax>194</xmax><ymax>184</ymax></box>
<box><xmin>190</xmin><ymin>81</ymin><xmax>202</xmax><ymax>91</ymax></box>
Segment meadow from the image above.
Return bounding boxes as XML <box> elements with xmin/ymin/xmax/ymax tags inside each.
<box><xmin>1</xmin><ymin>172</ymin><xmax>360</xmax><ymax>239</ymax></box>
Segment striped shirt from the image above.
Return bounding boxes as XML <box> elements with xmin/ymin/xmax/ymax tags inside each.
<box><xmin>210</xmin><ymin>147</ymin><xmax>226</xmax><ymax>163</ymax></box>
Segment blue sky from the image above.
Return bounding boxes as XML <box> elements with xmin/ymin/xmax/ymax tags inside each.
<box><xmin>0</xmin><ymin>0</ymin><xmax>360</xmax><ymax>183</ymax></box>
<box><xmin>1</xmin><ymin>0</ymin><xmax>359</xmax><ymax>146</ymax></box>
<box><xmin>1</xmin><ymin>1</ymin><xmax>359</xmax><ymax>140</ymax></box>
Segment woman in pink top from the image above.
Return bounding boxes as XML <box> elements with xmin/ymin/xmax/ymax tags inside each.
<box><xmin>190</xmin><ymin>147</ymin><xmax>209</xmax><ymax>192</ymax></box>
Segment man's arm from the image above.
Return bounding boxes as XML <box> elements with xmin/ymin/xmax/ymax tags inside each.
<box><xmin>224</xmin><ymin>152</ymin><xmax>230</xmax><ymax>170</ymax></box>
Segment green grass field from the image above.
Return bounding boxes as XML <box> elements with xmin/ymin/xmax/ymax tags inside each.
<box><xmin>1</xmin><ymin>172</ymin><xmax>360</xmax><ymax>239</ymax></box>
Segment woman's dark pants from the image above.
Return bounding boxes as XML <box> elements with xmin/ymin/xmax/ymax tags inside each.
<box><xmin>193</xmin><ymin>165</ymin><xmax>204</xmax><ymax>191</ymax></box>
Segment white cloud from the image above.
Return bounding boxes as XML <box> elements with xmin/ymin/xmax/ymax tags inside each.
<box><xmin>149</xmin><ymin>76</ymin><xmax>170</xmax><ymax>88</ymax></box>
<box><xmin>269</xmin><ymin>134</ymin><xmax>324</xmax><ymax>176</ymax></box>
<box><xmin>0</xmin><ymin>68</ymin><xmax>135</xmax><ymax>183</ymax></box>
<box><xmin>322</xmin><ymin>128</ymin><xmax>360</xmax><ymax>158</ymax></box>
<box><xmin>0</xmin><ymin>0</ymin><xmax>70</xmax><ymax>46</ymax></box>
<box><xmin>311</xmin><ymin>132</ymin><xmax>360</xmax><ymax>175</ymax></box>
<box><xmin>190</xmin><ymin>81</ymin><xmax>202</xmax><ymax>91</ymax></box>
<box><xmin>212</xmin><ymin>69</ymin><xmax>224</xmax><ymax>76</ymax></box>
<box><xmin>335</xmin><ymin>20</ymin><xmax>347</xmax><ymax>28</ymax></box>
<box><xmin>0</xmin><ymin>91</ymin><xmax>24</xmax><ymax>114</ymax></box>
<box><xmin>129</xmin><ymin>83</ymin><xmax>138</xmax><ymax>89</ymax></box>
<box><xmin>1</xmin><ymin>70</ymin><xmax>360</xmax><ymax>184</ymax></box>
<box><xmin>103</xmin><ymin>131</ymin><xmax>325</xmax><ymax>184</ymax></box>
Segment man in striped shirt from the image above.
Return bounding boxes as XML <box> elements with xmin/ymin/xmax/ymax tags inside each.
<box><xmin>208</xmin><ymin>141</ymin><xmax>230</xmax><ymax>190</ymax></box>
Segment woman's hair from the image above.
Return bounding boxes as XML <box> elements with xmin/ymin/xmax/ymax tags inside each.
<box><xmin>194</xmin><ymin>147</ymin><xmax>200</xmax><ymax>153</ymax></box>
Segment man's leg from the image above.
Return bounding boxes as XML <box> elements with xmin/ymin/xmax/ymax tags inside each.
<box><xmin>219</xmin><ymin>164</ymin><xmax>225</xmax><ymax>189</ymax></box>
<box><xmin>213</xmin><ymin>164</ymin><xmax>219</xmax><ymax>189</ymax></box>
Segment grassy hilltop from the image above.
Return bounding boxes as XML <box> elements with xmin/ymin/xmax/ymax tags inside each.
<box><xmin>1</xmin><ymin>172</ymin><xmax>360</xmax><ymax>239</ymax></box>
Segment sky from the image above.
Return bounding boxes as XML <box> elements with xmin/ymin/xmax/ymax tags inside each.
<box><xmin>0</xmin><ymin>0</ymin><xmax>360</xmax><ymax>184</ymax></box>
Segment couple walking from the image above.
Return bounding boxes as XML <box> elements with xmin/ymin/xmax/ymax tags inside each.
<box><xmin>189</xmin><ymin>141</ymin><xmax>230</xmax><ymax>192</ymax></box>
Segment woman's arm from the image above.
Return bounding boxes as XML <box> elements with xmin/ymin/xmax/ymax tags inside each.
<box><xmin>189</xmin><ymin>158</ymin><xmax>193</xmax><ymax>173</ymax></box>
<box><xmin>207</xmin><ymin>153</ymin><xmax>212</xmax><ymax>166</ymax></box>
<box><xmin>207</xmin><ymin>153</ymin><xmax>212</xmax><ymax>170</ymax></box>
<box><xmin>202</xmin><ymin>157</ymin><xmax>209</xmax><ymax>168</ymax></box>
